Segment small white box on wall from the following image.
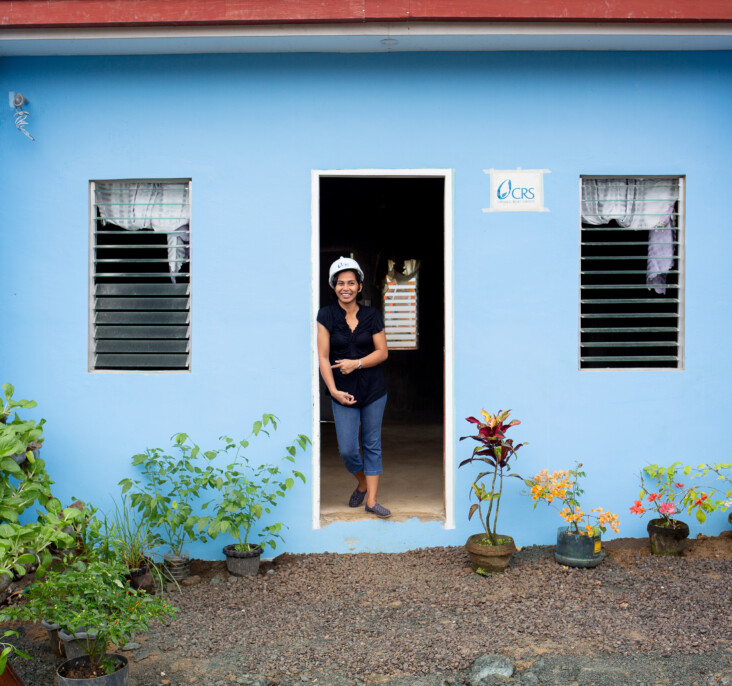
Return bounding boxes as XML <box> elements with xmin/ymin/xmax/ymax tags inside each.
<box><xmin>482</xmin><ymin>168</ymin><xmax>550</xmax><ymax>212</ymax></box>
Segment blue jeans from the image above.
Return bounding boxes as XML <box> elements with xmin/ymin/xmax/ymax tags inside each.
<box><xmin>331</xmin><ymin>394</ymin><xmax>387</xmax><ymax>476</ymax></box>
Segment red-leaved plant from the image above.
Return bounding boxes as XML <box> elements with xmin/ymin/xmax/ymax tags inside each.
<box><xmin>459</xmin><ymin>409</ymin><xmax>526</xmax><ymax>546</ymax></box>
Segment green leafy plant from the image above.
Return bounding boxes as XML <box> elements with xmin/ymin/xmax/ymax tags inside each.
<box><xmin>691</xmin><ymin>462</ymin><xmax>732</xmax><ymax>512</ymax></box>
<box><xmin>0</xmin><ymin>385</ymin><xmax>86</xmax><ymax>586</ymax></box>
<box><xmin>0</xmin><ymin>385</ymin><xmax>90</xmax><ymax>676</ymax></box>
<box><xmin>0</xmin><ymin>383</ymin><xmax>45</xmax><ymax>460</ymax></box>
<box><xmin>1</xmin><ymin>554</ymin><xmax>176</xmax><ymax>676</ymax></box>
<box><xmin>0</xmin><ymin>500</ymin><xmax>83</xmax><ymax>584</ymax></box>
<box><xmin>630</xmin><ymin>462</ymin><xmax>716</xmax><ymax>526</ymax></box>
<box><xmin>120</xmin><ymin>433</ymin><xmax>219</xmax><ymax>557</ymax></box>
<box><xmin>200</xmin><ymin>414</ymin><xmax>309</xmax><ymax>552</ymax></box>
<box><xmin>104</xmin><ymin>494</ymin><xmax>161</xmax><ymax>570</ymax></box>
<box><xmin>458</xmin><ymin>409</ymin><xmax>526</xmax><ymax>546</ymax></box>
<box><xmin>0</xmin><ymin>630</ymin><xmax>29</xmax><ymax>676</ymax></box>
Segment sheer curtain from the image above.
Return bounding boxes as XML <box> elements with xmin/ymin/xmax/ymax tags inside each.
<box><xmin>386</xmin><ymin>259</ymin><xmax>420</xmax><ymax>283</ymax></box>
<box><xmin>95</xmin><ymin>182</ymin><xmax>190</xmax><ymax>282</ymax></box>
<box><xmin>582</xmin><ymin>179</ymin><xmax>678</xmax><ymax>294</ymax></box>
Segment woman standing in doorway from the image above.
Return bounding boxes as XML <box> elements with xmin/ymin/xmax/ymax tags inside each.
<box><xmin>317</xmin><ymin>256</ymin><xmax>391</xmax><ymax>518</ymax></box>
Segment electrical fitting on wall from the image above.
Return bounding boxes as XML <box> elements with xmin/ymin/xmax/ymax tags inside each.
<box><xmin>9</xmin><ymin>92</ymin><xmax>36</xmax><ymax>141</ymax></box>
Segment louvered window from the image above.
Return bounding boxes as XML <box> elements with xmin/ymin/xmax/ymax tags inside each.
<box><xmin>383</xmin><ymin>260</ymin><xmax>418</xmax><ymax>350</ymax></box>
<box><xmin>90</xmin><ymin>180</ymin><xmax>191</xmax><ymax>372</ymax></box>
<box><xmin>580</xmin><ymin>176</ymin><xmax>684</xmax><ymax>370</ymax></box>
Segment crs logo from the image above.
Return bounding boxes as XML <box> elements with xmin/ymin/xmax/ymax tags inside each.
<box><xmin>497</xmin><ymin>178</ymin><xmax>535</xmax><ymax>201</ymax></box>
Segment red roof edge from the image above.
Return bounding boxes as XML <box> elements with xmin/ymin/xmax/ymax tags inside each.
<box><xmin>2</xmin><ymin>0</ymin><xmax>732</xmax><ymax>29</ymax></box>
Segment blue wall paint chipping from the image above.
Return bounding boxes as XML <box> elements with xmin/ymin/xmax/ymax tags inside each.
<box><xmin>1</xmin><ymin>51</ymin><xmax>730</xmax><ymax>556</ymax></box>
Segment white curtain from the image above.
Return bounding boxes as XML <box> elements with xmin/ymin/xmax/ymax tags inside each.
<box><xmin>95</xmin><ymin>183</ymin><xmax>190</xmax><ymax>282</ymax></box>
<box><xmin>386</xmin><ymin>259</ymin><xmax>420</xmax><ymax>283</ymax></box>
<box><xmin>582</xmin><ymin>179</ymin><xmax>678</xmax><ymax>295</ymax></box>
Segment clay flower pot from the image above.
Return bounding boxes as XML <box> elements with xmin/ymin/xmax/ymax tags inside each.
<box><xmin>465</xmin><ymin>534</ymin><xmax>516</xmax><ymax>573</ymax></box>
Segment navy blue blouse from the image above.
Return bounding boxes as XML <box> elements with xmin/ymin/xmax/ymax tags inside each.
<box><xmin>317</xmin><ymin>303</ymin><xmax>387</xmax><ymax>408</ymax></box>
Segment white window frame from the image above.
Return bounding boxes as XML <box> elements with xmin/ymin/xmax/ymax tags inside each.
<box><xmin>578</xmin><ymin>175</ymin><xmax>685</xmax><ymax>372</ymax></box>
<box><xmin>311</xmin><ymin>169</ymin><xmax>455</xmax><ymax>530</ymax></box>
<box><xmin>88</xmin><ymin>178</ymin><xmax>192</xmax><ymax>374</ymax></box>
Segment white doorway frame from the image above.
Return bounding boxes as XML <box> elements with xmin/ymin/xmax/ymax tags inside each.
<box><xmin>310</xmin><ymin>169</ymin><xmax>455</xmax><ymax>530</ymax></box>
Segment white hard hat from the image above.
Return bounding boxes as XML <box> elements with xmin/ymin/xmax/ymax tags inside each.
<box><xmin>328</xmin><ymin>256</ymin><xmax>364</xmax><ymax>289</ymax></box>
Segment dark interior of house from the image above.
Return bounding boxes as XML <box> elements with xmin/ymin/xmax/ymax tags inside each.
<box><xmin>319</xmin><ymin>176</ymin><xmax>445</xmax><ymax>423</ymax></box>
<box><xmin>318</xmin><ymin>176</ymin><xmax>445</xmax><ymax>523</ymax></box>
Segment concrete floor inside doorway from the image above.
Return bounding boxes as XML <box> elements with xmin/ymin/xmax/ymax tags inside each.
<box><xmin>319</xmin><ymin>421</ymin><xmax>445</xmax><ymax>525</ymax></box>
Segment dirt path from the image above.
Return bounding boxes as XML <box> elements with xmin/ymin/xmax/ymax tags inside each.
<box><xmin>6</xmin><ymin>533</ymin><xmax>732</xmax><ymax>686</ymax></box>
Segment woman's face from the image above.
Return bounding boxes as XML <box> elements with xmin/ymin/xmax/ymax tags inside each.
<box><xmin>333</xmin><ymin>270</ymin><xmax>362</xmax><ymax>305</ymax></box>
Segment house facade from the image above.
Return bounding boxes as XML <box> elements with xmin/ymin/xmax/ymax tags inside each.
<box><xmin>1</xmin><ymin>1</ymin><xmax>731</xmax><ymax>557</ymax></box>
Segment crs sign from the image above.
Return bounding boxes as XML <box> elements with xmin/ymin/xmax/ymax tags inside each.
<box><xmin>483</xmin><ymin>168</ymin><xmax>550</xmax><ymax>213</ymax></box>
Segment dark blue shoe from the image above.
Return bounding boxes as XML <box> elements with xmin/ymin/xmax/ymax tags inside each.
<box><xmin>365</xmin><ymin>502</ymin><xmax>391</xmax><ymax>518</ymax></box>
<box><xmin>349</xmin><ymin>488</ymin><xmax>367</xmax><ymax>507</ymax></box>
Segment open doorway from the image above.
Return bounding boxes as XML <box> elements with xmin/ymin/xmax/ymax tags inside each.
<box><xmin>312</xmin><ymin>171</ymin><xmax>453</xmax><ymax>527</ymax></box>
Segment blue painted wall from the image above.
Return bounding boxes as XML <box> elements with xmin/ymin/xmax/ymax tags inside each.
<box><xmin>1</xmin><ymin>51</ymin><xmax>730</xmax><ymax>556</ymax></box>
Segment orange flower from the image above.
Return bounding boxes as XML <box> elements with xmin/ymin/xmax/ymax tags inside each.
<box><xmin>630</xmin><ymin>500</ymin><xmax>646</xmax><ymax>515</ymax></box>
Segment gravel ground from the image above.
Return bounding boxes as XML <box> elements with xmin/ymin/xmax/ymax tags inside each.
<box><xmin>5</xmin><ymin>534</ymin><xmax>732</xmax><ymax>686</ymax></box>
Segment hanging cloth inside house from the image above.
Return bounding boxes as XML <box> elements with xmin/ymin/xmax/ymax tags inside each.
<box><xmin>386</xmin><ymin>259</ymin><xmax>420</xmax><ymax>283</ymax></box>
<box><xmin>581</xmin><ymin>178</ymin><xmax>678</xmax><ymax>295</ymax></box>
<box><xmin>383</xmin><ymin>259</ymin><xmax>420</xmax><ymax>350</ymax></box>
<box><xmin>95</xmin><ymin>182</ymin><xmax>190</xmax><ymax>283</ymax></box>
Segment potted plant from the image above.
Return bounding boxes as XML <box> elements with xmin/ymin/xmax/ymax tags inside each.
<box><xmin>690</xmin><ymin>461</ymin><xmax>731</xmax><ymax>527</ymax></box>
<box><xmin>0</xmin><ymin>384</ymin><xmax>87</xmax><ymax>680</ymax></box>
<box><xmin>630</xmin><ymin>462</ymin><xmax>715</xmax><ymax>555</ymax></box>
<box><xmin>458</xmin><ymin>409</ymin><xmax>526</xmax><ymax>574</ymax></box>
<box><xmin>0</xmin><ymin>473</ymin><xmax>82</xmax><ymax>593</ymax></box>
<box><xmin>103</xmin><ymin>495</ymin><xmax>161</xmax><ymax>592</ymax></box>
<box><xmin>2</xmin><ymin>554</ymin><xmax>176</xmax><ymax>685</ymax></box>
<box><xmin>120</xmin><ymin>433</ymin><xmax>218</xmax><ymax>580</ymax></box>
<box><xmin>200</xmin><ymin>415</ymin><xmax>309</xmax><ymax>576</ymax></box>
<box><xmin>1</xmin><ymin>383</ymin><xmax>84</xmax><ymax>592</ymax></box>
<box><xmin>526</xmin><ymin>463</ymin><xmax>620</xmax><ymax>568</ymax></box>
<box><xmin>0</xmin><ymin>384</ymin><xmax>45</xmax><ymax>466</ymax></box>
<box><xmin>0</xmin><ymin>631</ymin><xmax>28</xmax><ymax>686</ymax></box>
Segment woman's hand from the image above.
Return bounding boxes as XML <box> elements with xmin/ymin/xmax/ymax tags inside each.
<box><xmin>332</xmin><ymin>359</ymin><xmax>360</xmax><ymax>375</ymax></box>
<box><xmin>333</xmin><ymin>390</ymin><xmax>357</xmax><ymax>406</ymax></box>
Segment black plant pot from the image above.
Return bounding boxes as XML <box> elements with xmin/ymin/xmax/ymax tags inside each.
<box><xmin>125</xmin><ymin>565</ymin><xmax>154</xmax><ymax>593</ymax></box>
<box><xmin>56</xmin><ymin>654</ymin><xmax>128</xmax><ymax>685</ymax></box>
<box><xmin>647</xmin><ymin>518</ymin><xmax>689</xmax><ymax>556</ymax></box>
<box><xmin>223</xmin><ymin>544</ymin><xmax>263</xmax><ymax>576</ymax></box>
<box><xmin>554</xmin><ymin>527</ymin><xmax>605</xmax><ymax>568</ymax></box>
<box><xmin>163</xmin><ymin>551</ymin><xmax>190</xmax><ymax>580</ymax></box>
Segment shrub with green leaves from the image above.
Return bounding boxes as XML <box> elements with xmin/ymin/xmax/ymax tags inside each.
<box><xmin>691</xmin><ymin>461</ymin><xmax>732</xmax><ymax>512</ymax></box>
<box><xmin>103</xmin><ymin>495</ymin><xmax>161</xmax><ymax>570</ymax></box>
<box><xmin>0</xmin><ymin>383</ymin><xmax>45</xmax><ymax>459</ymax></box>
<box><xmin>2</xmin><ymin>555</ymin><xmax>176</xmax><ymax>675</ymax></box>
<box><xmin>0</xmin><ymin>630</ymin><xmax>28</xmax><ymax>676</ymax></box>
<box><xmin>120</xmin><ymin>433</ymin><xmax>219</xmax><ymax>557</ymax></box>
<box><xmin>200</xmin><ymin>414</ymin><xmax>309</xmax><ymax>552</ymax></box>
<box><xmin>0</xmin><ymin>384</ymin><xmax>84</xmax><ymax>586</ymax></box>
